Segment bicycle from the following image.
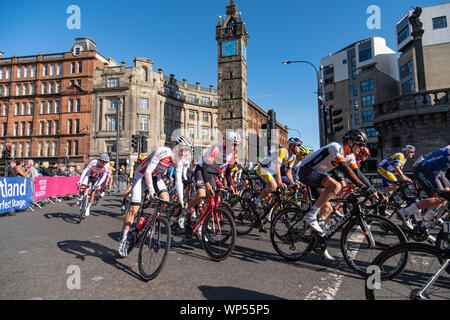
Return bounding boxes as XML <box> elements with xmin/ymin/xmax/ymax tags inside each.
<box><xmin>270</xmin><ymin>189</ymin><xmax>408</xmax><ymax>277</ymax></box>
<box><xmin>124</xmin><ymin>194</ymin><xmax>172</xmax><ymax>281</ymax></box>
<box><xmin>76</xmin><ymin>177</ymin><xmax>97</xmax><ymax>223</ymax></box>
<box><xmin>168</xmin><ymin>192</ymin><xmax>236</xmax><ymax>261</ymax></box>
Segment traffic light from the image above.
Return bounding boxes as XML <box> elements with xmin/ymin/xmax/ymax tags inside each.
<box><xmin>4</xmin><ymin>146</ymin><xmax>12</xmax><ymax>159</ymax></box>
<box><xmin>132</xmin><ymin>135</ymin><xmax>139</xmax><ymax>153</ymax></box>
<box><xmin>141</xmin><ymin>136</ymin><xmax>148</xmax><ymax>154</ymax></box>
<box><xmin>329</xmin><ymin>107</ymin><xmax>344</xmax><ymax>134</ymax></box>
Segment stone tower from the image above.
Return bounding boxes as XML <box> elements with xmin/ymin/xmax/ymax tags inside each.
<box><xmin>216</xmin><ymin>0</ymin><xmax>249</xmax><ymax>160</ymax></box>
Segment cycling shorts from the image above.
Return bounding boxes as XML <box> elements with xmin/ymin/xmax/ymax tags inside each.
<box><xmin>194</xmin><ymin>165</ymin><xmax>216</xmax><ymax>190</ymax></box>
<box><xmin>377</xmin><ymin>167</ymin><xmax>397</xmax><ymax>187</ymax></box>
<box><xmin>256</xmin><ymin>165</ymin><xmax>275</xmax><ymax>188</ymax></box>
<box><xmin>413</xmin><ymin>163</ymin><xmax>450</xmax><ymax>197</ymax></box>
<box><xmin>81</xmin><ymin>176</ymin><xmax>99</xmax><ymax>189</ymax></box>
<box><xmin>130</xmin><ymin>174</ymin><xmax>167</xmax><ymax>206</ymax></box>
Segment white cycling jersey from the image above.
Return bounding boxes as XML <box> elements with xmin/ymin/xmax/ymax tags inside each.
<box><xmin>79</xmin><ymin>160</ymin><xmax>110</xmax><ymax>188</ymax></box>
<box><xmin>134</xmin><ymin>146</ymin><xmax>186</xmax><ymax>204</ymax></box>
<box><xmin>299</xmin><ymin>142</ymin><xmax>347</xmax><ymax>174</ymax></box>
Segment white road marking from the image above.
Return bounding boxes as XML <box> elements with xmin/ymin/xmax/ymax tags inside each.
<box><xmin>305</xmin><ymin>226</ymin><xmax>367</xmax><ymax>300</ymax></box>
<box><xmin>91</xmin><ymin>276</ymin><xmax>104</xmax><ymax>281</ymax></box>
<box><xmin>18</xmin><ymin>250</ymin><xmax>28</xmax><ymax>254</ymax></box>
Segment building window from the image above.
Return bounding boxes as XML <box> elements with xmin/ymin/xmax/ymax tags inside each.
<box><xmin>47</xmin><ymin>101</ymin><xmax>53</xmax><ymax>114</ymax></box>
<box><xmin>139</xmin><ymin>116</ymin><xmax>149</xmax><ymax>131</ymax></box>
<box><xmin>67</xmin><ymin>141</ymin><xmax>72</xmax><ymax>156</ymax></box>
<box><xmin>30</xmin><ymin>84</ymin><xmax>35</xmax><ymax>94</ymax></box>
<box><xmin>325</xmin><ymin>91</ymin><xmax>334</xmax><ymax>101</ymax></box>
<box><xmin>107</xmin><ymin>78</ymin><xmax>119</xmax><ymax>88</ymax></box>
<box><xmin>77</xmin><ymin>79</ymin><xmax>81</xmax><ymax>87</ymax></box>
<box><xmin>45</xmin><ymin>141</ymin><xmax>51</xmax><ymax>156</ymax></box>
<box><xmin>359</xmin><ymin>48</ymin><xmax>372</xmax><ymax>62</ymax></box>
<box><xmin>54</xmin><ymin>120</ymin><xmax>59</xmax><ymax>134</ymax></box>
<box><xmin>353</xmin><ymin>84</ymin><xmax>358</xmax><ymax>96</ymax></box>
<box><xmin>14</xmin><ymin>122</ymin><xmax>18</xmax><ymax>136</ymax></box>
<box><xmin>354</xmin><ymin>113</ymin><xmax>360</xmax><ymax>125</ymax></box>
<box><xmin>366</xmin><ymin>127</ymin><xmax>379</xmax><ymax>138</ymax></box>
<box><xmin>16</xmin><ymin>84</ymin><xmax>21</xmax><ymax>96</ymax></box>
<box><xmin>19</xmin><ymin>143</ymin><xmax>24</xmax><ymax>157</ymax></box>
<box><xmin>55</xmin><ymin>101</ymin><xmax>60</xmax><ymax>113</ymax></box>
<box><xmin>189</xmin><ymin>111</ymin><xmax>195</xmax><ymax>120</ymax></box>
<box><xmin>188</xmin><ymin>94</ymin><xmax>197</xmax><ymax>103</ymax></box>
<box><xmin>43</xmin><ymin>65</ymin><xmax>48</xmax><ymax>76</ymax></box>
<box><xmin>38</xmin><ymin>142</ymin><xmax>43</xmax><ymax>157</ymax></box>
<box><xmin>164</xmin><ymin>121</ymin><xmax>170</xmax><ymax>136</ymax></box>
<box><xmin>105</xmin><ymin>141</ymin><xmax>116</xmax><ymax>153</ymax></box>
<box><xmin>188</xmin><ymin>126</ymin><xmax>195</xmax><ymax>139</ymax></box>
<box><xmin>398</xmin><ymin>25</ymin><xmax>409</xmax><ymax>44</ymax></box>
<box><xmin>164</xmin><ymin>86</ymin><xmax>171</xmax><ymax>95</ymax></box>
<box><xmin>76</xmin><ymin>99</ymin><xmax>80</xmax><ymax>112</ymax></box>
<box><xmin>50</xmin><ymin>64</ymin><xmax>54</xmax><ymax>76</ymax></box>
<box><xmin>26</xmin><ymin>143</ymin><xmax>31</xmax><ymax>157</ymax></box>
<box><xmin>31</xmin><ymin>66</ymin><xmax>36</xmax><ymax>77</ymax></box>
<box><xmin>433</xmin><ymin>16</ymin><xmax>447</xmax><ymax>29</ymax></box>
<box><xmin>2</xmin><ymin>123</ymin><xmax>6</xmax><ymax>136</ymax></box>
<box><xmin>0</xmin><ymin>69</ymin><xmax>3</xmax><ymax>80</ymax></box>
<box><xmin>202</xmin><ymin>128</ymin><xmax>210</xmax><ymax>140</ymax></box>
<box><xmin>71</xmin><ymin>62</ymin><xmax>76</xmax><ymax>74</ymax></box>
<box><xmin>78</xmin><ymin>61</ymin><xmax>82</xmax><ymax>73</ymax></box>
<box><xmin>201</xmin><ymin>96</ymin><xmax>210</xmax><ymax>105</ymax></box>
<box><xmin>361</xmin><ymin>66</ymin><xmax>375</xmax><ymax>73</ymax></box>
<box><xmin>140</xmin><ymin>98</ymin><xmax>148</xmax><ymax>109</ymax></box>
<box><xmin>17</xmin><ymin>67</ymin><xmax>22</xmax><ymax>78</ymax></box>
<box><xmin>401</xmin><ymin>79</ymin><xmax>415</xmax><ymax>94</ymax></box>
<box><xmin>324</xmin><ymin>78</ymin><xmax>334</xmax><ymax>86</ymax></box>
<box><xmin>57</xmin><ymin>64</ymin><xmax>62</xmax><ymax>75</ymax></box>
<box><xmin>107</xmin><ymin>116</ymin><xmax>116</xmax><ymax>131</ymax></box>
<box><xmin>24</xmin><ymin>66</ymin><xmax>29</xmax><ymax>78</ymax></box>
<box><xmin>69</xmin><ymin>99</ymin><xmax>74</xmax><ymax>112</ymax></box>
<box><xmin>68</xmin><ymin>119</ymin><xmax>73</xmax><ymax>134</ymax></box>
<box><xmin>399</xmin><ymin>60</ymin><xmax>413</xmax><ymax>79</ymax></box>
<box><xmin>14</xmin><ymin>103</ymin><xmax>19</xmax><ymax>115</ymax></box>
<box><xmin>343</xmin><ymin>59</ymin><xmax>347</xmax><ymax>64</ymax></box>
<box><xmin>40</xmin><ymin>121</ymin><xmax>45</xmax><ymax>135</ymax></box>
<box><xmin>6</xmin><ymin>68</ymin><xmax>11</xmax><ymax>79</ymax></box>
<box><xmin>41</xmin><ymin>102</ymin><xmax>45</xmax><ymax>114</ymax></box>
<box><xmin>351</xmin><ymin>57</ymin><xmax>356</xmax><ymax>67</ymax></box>
<box><xmin>175</xmin><ymin>109</ymin><xmax>181</xmax><ymax>119</ymax></box>
<box><xmin>5</xmin><ymin>85</ymin><xmax>9</xmax><ymax>96</ymax></box>
<box><xmin>52</xmin><ymin>142</ymin><xmax>58</xmax><ymax>156</ymax></box>
<box><xmin>42</xmin><ymin>83</ymin><xmax>47</xmax><ymax>94</ymax></box>
<box><xmin>22</xmin><ymin>103</ymin><xmax>26</xmax><ymax>115</ymax></box>
<box><xmin>202</xmin><ymin>113</ymin><xmax>209</xmax><ymax>122</ymax></box>
<box><xmin>28</xmin><ymin>122</ymin><xmax>33</xmax><ymax>135</ymax></box>
<box><xmin>47</xmin><ymin>121</ymin><xmax>52</xmax><ymax>135</ymax></box>
<box><xmin>23</xmin><ymin>84</ymin><xmax>28</xmax><ymax>95</ymax></box>
<box><xmin>74</xmin><ymin>140</ymin><xmax>79</xmax><ymax>155</ymax></box>
<box><xmin>56</xmin><ymin>82</ymin><xmax>61</xmax><ymax>93</ymax></box>
<box><xmin>323</xmin><ymin>65</ymin><xmax>334</xmax><ymax>75</ymax></box>
<box><xmin>175</xmin><ymin>91</ymin><xmax>183</xmax><ymax>100</ymax></box>
<box><xmin>110</xmin><ymin>98</ymin><xmax>119</xmax><ymax>109</ymax></box>
<box><xmin>361</xmin><ymin>94</ymin><xmax>375</xmax><ymax>107</ymax></box>
<box><xmin>362</xmin><ymin>110</ymin><xmax>374</xmax><ymax>122</ymax></box>
<box><xmin>360</xmin><ymin>79</ymin><xmax>374</xmax><ymax>93</ymax></box>
<box><xmin>29</xmin><ymin>102</ymin><xmax>34</xmax><ymax>115</ymax></box>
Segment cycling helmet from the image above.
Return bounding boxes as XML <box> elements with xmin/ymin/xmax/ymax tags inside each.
<box><xmin>343</xmin><ymin>129</ymin><xmax>367</xmax><ymax>144</ymax></box>
<box><xmin>226</xmin><ymin>131</ymin><xmax>241</xmax><ymax>144</ymax></box>
<box><xmin>402</xmin><ymin>145</ymin><xmax>415</xmax><ymax>152</ymax></box>
<box><xmin>288</xmin><ymin>137</ymin><xmax>303</xmax><ymax>146</ymax></box>
<box><xmin>299</xmin><ymin>146</ymin><xmax>310</xmax><ymax>155</ymax></box>
<box><xmin>359</xmin><ymin>146</ymin><xmax>370</xmax><ymax>157</ymax></box>
<box><xmin>174</xmin><ymin>135</ymin><xmax>193</xmax><ymax>148</ymax></box>
<box><xmin>138</xmin><ymin>154</ymin><xmax>146</xmax><ymax>161</ymax></box>
<box><xmin>100</xmin><ymin>154</ymin><xmax>110</xmax><ymax>162</ymax></box>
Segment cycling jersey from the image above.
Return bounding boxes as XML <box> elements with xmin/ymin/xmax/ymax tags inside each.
<box><xmin>379</xmin><ymin>153</ymin><xmax>407</xmax><ymax>172</ymax></box>
<box><xmin>299</xmin><ymin>142</ymin><xmax>346</xmax><ymax>173</ymax></box>
<box><xmin>420</xmin><ymin>146</ymin><xmax>450</xmax><ymax>173</ymax></box>
<box><xmin>132</xmin><ymin>146</ymin><xmax>186</xmax><ymax>205</ymax></box>
<box><xmin>198</xmin><ymin>143</ymin><xmax>237</xmax><ymax>167</ymax></box>
<box><xmin>260</xmin><ymin>148</ymin><xmax>296</xmax><ymax>175</ymax></box>
<box><xmin>79</xmin><ymin>160</ymin><xmax>110</xmax><ymax>188</ymax></box>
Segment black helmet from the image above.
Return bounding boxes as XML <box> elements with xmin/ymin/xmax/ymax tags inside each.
<box><xmin>343</xmin><ymin>129</ymin><xmax>367</xmax><ymax>144</ymax></box>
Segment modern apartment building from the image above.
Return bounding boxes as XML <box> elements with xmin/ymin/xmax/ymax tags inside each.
<box><xmin>396</xmin><ymin>2</ymin><xmax>450</xmax><ymax>94</ymax></box>
<box><xmin>319</xmin><ymin>37</ymin><xmax>400</xmax><ymax>172</ymax></box>
<box><xmin>0</xmin><ymin>37</ymin><xmax>118</xmax><ymax>164</ymax></box>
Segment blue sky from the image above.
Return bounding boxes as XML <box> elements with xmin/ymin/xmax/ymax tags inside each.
<box><xmin>0</xmin><ymin>0</ymin><xmax>445</xmax><ymax>150</ymax></box>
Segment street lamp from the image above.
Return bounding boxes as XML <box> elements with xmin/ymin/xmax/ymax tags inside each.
<box><xmin>282</xmin><ymin>60</ymin><xmax>327</xmax><ymax>145</ymax></box>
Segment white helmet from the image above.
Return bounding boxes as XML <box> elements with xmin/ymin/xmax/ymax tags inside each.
<box><xmin>174</xmin><ymin>135</ymin><xmax>193</xmax><ymax>148</ymax></box>
<box><xmin>226</xmin><ymin>131</ymin><xmax>241</xmax><ymax>144</ymax></box>
<box><xmin>402</xmin><ymin>145</ymin><xmax>415</xmax><ymax>152</ymax></box>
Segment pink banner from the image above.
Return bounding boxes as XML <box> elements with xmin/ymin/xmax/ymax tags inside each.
<box><xmin>33</xmin><ymin>177</ymin><xmax>79</xmax><ymax>201</ymax></box>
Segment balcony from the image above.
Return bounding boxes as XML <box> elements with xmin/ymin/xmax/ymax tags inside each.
<box><xmin>374</xmin><ymin>88</ymin><xmax>450</xmax><ymax>123</ymax></box>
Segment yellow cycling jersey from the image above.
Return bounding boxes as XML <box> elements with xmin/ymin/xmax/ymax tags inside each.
<box><xmin>260</xmin><ymin>148</ymin><xmax>296</xmax><ymax>175</ymax></box>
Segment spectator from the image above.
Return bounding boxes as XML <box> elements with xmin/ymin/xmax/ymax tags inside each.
<box><xmin>15</xmin><ymin>159</ymin><xmax>31</xmax><ymax>177</ymax></box>
<box><xmin>75</xmin><ymin>165</ymin><xmax>83</xmax><ymax>176</ymax></box>
<box><xmin>68</xmin><ymin>166</ymin><xmax>77</xmax><ymax>176</ymax></box>
<box><xmin>41</xmin><ymin>161</ymin><xmax>54</xmax><ymax>177</ymax></box>
<box><xmin>26</xmin><ymin>160</ymin><xmax>40</xmax><ymax>179</ymax></box>
<box><xmin>57</xmin><ymin>166</ymin><xmax>68</xmax><ymax>177</ymax></box>
<box><xmin>34</xmin><ymin>162</ymin><xmax>41</xmax><ymax>175</ymax></box>
<box><xmin>7</xmin><ymin>160</ymin><xmax>17</xmax><ymax>177</ymax></box>
<box><xmin>118</xmin><ymin>165</ymin><xmax>127</xmax><ymax>192</ymax></box>
<box><xmin>109</xmin><ymin>161</ymin><xmax>116</xmax><ymax>191</ymax></box>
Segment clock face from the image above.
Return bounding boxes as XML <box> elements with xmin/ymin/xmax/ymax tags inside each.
<box><xmin>222</xmin><ymin>40</ymin><xmax>237</xmax><ymax>57</ymax></box>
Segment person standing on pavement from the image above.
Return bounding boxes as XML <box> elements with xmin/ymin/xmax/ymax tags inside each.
<box><xmin>7</xmin><ymin>160</ymin><xmax>17</xmax><ymax>177</ymax></box>
<box><xmin>15</xmin><ymin>159</ymin><xmax>31</xmax><ymax>177</ymax></box>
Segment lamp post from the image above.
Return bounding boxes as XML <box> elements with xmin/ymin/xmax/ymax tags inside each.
<box><xmin>282</xmin><ymin>60</ymin><xmax>326</xmax><ymax>145</ymax></box>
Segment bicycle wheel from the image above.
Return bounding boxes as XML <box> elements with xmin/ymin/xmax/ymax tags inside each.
<box><xmin>270</xmin><ymin>207</ymin><xmax>311</xmax><ymax>262</ymax></box>
<box><xmin>365</xmin><ymin>243</ymin><xmax>450</xmax><ymax>300</ymax></box>
<box><xmin>341</xmin><ymin>214</ymin><xmax>407</xmax><ymax>278</ymax></box>
<box><xmin>138</xmin><ymin>216</ymin><xmax>171</xmax><ymax>281</ymax></box>
<box><xmin>436</xmin><ymin>229</ymin><xmax>450</xmax><ymax>273</ymax></box>
<box><xmin>202</xmin><ymin>208</ymin><xmax>236</xmax><ymax>261</ymax></box>
<box><xmin>78</xmin><ymin>195</ymin><xmax>87</xmax><ymax>223</ymax></box>
<box><xmin>230</xmin><ymin>197</ymin><xmax>255</xmax><ymax>236</ymax></box>
<box><xmin>168</xmin><ymin>205</ymin><xmax>187</xmax><ymax>248</ymax></box>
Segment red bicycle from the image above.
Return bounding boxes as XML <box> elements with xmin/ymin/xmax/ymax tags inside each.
<box><xmin>168</xmin><ymin>191</ymin><xmax>236</xmax><ymax>261</ymax></box>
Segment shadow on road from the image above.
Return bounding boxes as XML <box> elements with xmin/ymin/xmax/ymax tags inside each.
<box><xmin>198</xmin><ymin>285</ymin><xmax>286</xmax><ymax>300</ymax></box>
<box><xmin>44</xmin><ymin>212</ymin><xmax>79</xmax><ymax>224</ymax></box>
<box><xmin>57</xmin><ymin>239</ymin><xmax>143</xmax><ymax>281</ymax></box>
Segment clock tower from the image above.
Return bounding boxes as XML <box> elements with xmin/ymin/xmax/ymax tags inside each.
<box><xmin>216</xmin><ymin>0</ymin><xmax>249</xmax><ymax>160</ymax></box>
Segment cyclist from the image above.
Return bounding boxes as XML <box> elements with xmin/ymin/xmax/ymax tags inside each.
<box><xmin>378</xmin><ymin>145</ymin><xmax>416</xmax><ymax>195</ymax></box>
<box><xmin>185</xmin><ymin>131</ymin><xmax>241</xmax><ymax>236</ymax></box>
<box><xmin>298</xmin><ymin>129</ymin><xmax>379</xmax><ymax>244</ymax></box>
<box><xmin>399</xmin><ymin>145</ymin><xmax>450</xmax><ymax>229</ymax></box>
<box><xmin>117</xmin><ymin>135</ymin><xmax>193</xmax><ymax>257</ymax></box>
<box><xmin>291</xmin><ymin>145</ymin><xmax>310</xmax><ymax>180</ymax></box>
<box><xmin>77</xmin><ymin>154</ymin><xmax>111</xmax><ymax>217</ymax></box>
<box><xmin>121</xmin><ymin>154</ymin><xmax>146</xmax><ymax>212</ymax></box>
<box><xmin>254</xmin><ymin>137</ymin><xmax>302</xmax><ymax>210</ymax></box>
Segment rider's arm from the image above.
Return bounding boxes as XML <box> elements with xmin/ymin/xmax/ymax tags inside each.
<box><xmin>225</xmin><ymin>165</ymin><xmax>234</xmax><ymax>187</ymax></box>
<box><xmin>96</xmin><ymin>169</ymin><xmax>109</xmax><ymax>189</ymax></box>
<box><xmin>79</xmin><ymin>161</ymin><xmax>93</xmax><ymax>184</ymax></box>
<box><xmin>337</xmin><ymin>161</ymin><xmax>375</xmax><ymax>194</ymax></box>
<box><xmin>144</xmin><ymin>157</ymin><xmax>160</xmax><ymax>196</ymax></box>
<box><xmin>394</xmin><ymin>166</ymin><xmax>409</xmax><ymax>181</ymax></box>
<box><xmin>285</xmin><ymin>168</ymin><xmax>296</xmax><ymax>185</ymax></box>
<box><xmin>174</xmin><ymin>162</ymin><xmax>184</xmax><ymax>205</ymax></box>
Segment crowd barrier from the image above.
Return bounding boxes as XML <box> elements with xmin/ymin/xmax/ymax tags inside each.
<box><xmin>0</xmin><ymin>176</ymin><xmax>79</xmax><ymax>215</ymax></box>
